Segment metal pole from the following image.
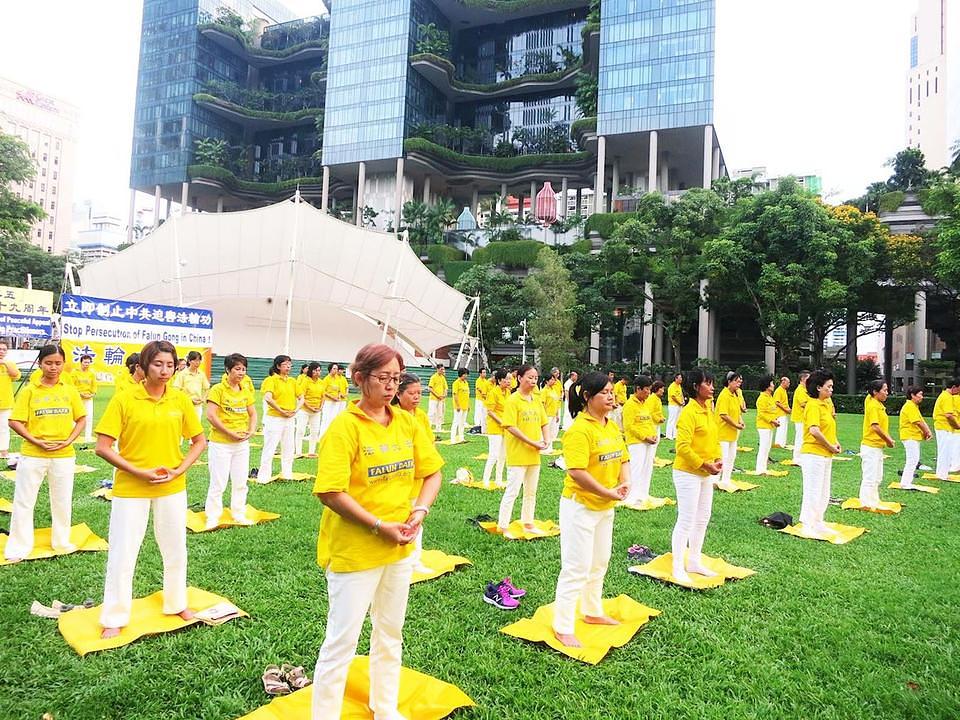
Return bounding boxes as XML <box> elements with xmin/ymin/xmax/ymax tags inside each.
<box><xmin>171</xmin><ymin>216</ymin><xmax>184</xmax><ymax>306</ymax></box>
<box><xmin>453</xmin><ymin>296</ymin><xmax>479</xmax><ymax>368</ymax></box>
<box><xmin>521</xmin><ymin>318</ymin><xmax>527</xmax><ymax>363</ymax></box>
<box><xmin>283</xmin><ymin>189</ymin><xmax>301</xmax><ymax>355</ymax></box>
<box><xmin>381</xmin><ymin>233</ymin><xmax>407</xmax><ymax>343</ymax></box>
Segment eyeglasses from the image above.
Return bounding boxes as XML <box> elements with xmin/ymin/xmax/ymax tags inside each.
<box><xmin>372</xmin><ymin>374</ymin><xmax>402</xmax><ymax>386</ymax></box>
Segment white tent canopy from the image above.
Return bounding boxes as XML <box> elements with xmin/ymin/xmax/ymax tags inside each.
<box><xmin>78</xmin><ymin>196</ymin><xmax>475</xmax><ymax>363</ymax></box>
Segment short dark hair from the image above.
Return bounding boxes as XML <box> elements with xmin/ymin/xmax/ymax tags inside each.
<box><xmin>301</xmin><ymin>363</ymin><xmax>310</xmax><ymax>373</ymax></box>
<box><xmin>223</xmin><ymin>353</ymin><xmax>247</xmax><ymax>371</ymax></box>
<box><xmin>865</xmin><ymin>379</ymin><xmax>887</xmax><ymax>396</ymax></box>
<box><xmin>651</xmin><ymin>380</ymin><xmax>665</xmax><ymax>393</ymax></box>
<box><xmin>569</xmin><ymin>371</ymin><xmax>610</xmax><ymax>418</ymax></box>
<box><xmin>80</xmin><ymin>354</ymin><xmax>93</xmax><ymax>362</ymax></box>
<box><xmin>125</xmin><ymin>352</ymin><xmax>140</xmax><ymax>374</ymax></box>
<box><xmin>328</xmin><ymin>362</ymin><xmax>340</xmax><ymax>372</ymax></box>
<box><xmin>683</xmin><ymin>368</ymin><xmax>714</xmax><ymax>399</ymax></box>
<box><xmin>493</xmin><ymin>368</ymin><xmax>508</xmax><ymax>382</ymax></box>
<box><xmin>949</xmin><ymin>377</ymin><xmax>960</xmax><ymax>389</ymax></box>
<box><xmin>723</xmin><ymin>371</ymin><xmax>741</xmax><ymax>387</ymax></box>
<box><xmin>391</xmin><ymin>372</ymin><xmax>421</xmax><ymax>404</ymax></box>
<box><xmin>140</xmin><ymin>340</ymin><xmax>178</xmax><ymax>371</ymax></box>
<box><xmin>805</xmin><ymin>369</ymin><xmax>834</xmax><ymax>397</ymax></box>
<box><xmin>758</xmin><ymin>374</ymin><xmax>775</xmax><ymax>392</ymax></box>
<box><xmin>269</xmin><ymin>355</ymin><xmax>292</xmax><ymax>376</ymax></box>
<box><xmin>457</xmin><ymin>367</ymin><xmax>469</xmax><ymax>377</ymax></box>
<box><xmin>186</xmin><ymin>350</ymin><xmax>201</xmax><ymax>363</ymax></box>
<box><xmin>633</xmin><ymin>374</ymin><xmax>652</xmax><ymax>391</ymax></box>
<box><xmin>905</xmin><ymin>385</ymin><xmax>923</xmax><ymax>398</ymax></box>
<box><xmin>37</xmin><ymin>344</ymin><xmax>65</xmax><ymax>362</ymax></box>
<box><xmin>308</xmin><ymin>361</ymin><xmax>321</xmax><ymax>375</ymax></box>
<box><xmin>518</xmin><ymin>363</ymin><xmax>537</xmax><ymax>380</ymax></box>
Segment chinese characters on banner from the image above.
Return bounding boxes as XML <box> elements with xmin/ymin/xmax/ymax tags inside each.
<box><xmin>0</xmin><ymin>286</ymin><xmax>54</xmax><ymax>338</ymax></box>
<box><xmin>59</xmin><ymin>294</ymin><xmax>214</xmax><ymax>386</ymax></box>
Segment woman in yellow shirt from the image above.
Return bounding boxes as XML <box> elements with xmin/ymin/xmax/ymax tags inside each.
<box><xmin>666</xmin><ymin>372</ymin><xmax>686</xmax><ymax>440</ymax></box>
<box><xmin>480</xmin><ymin>369</ymin><xmax>512</xmax><ymax>488</ymax></box>
<box><xmin>646</xmin><ymin>380</ymin><xmax>666</xmax><ymax>466</ymax></box>
<box><xmin>172</xmin><ymin>350</ymin><xmax>210</xmax><ymax>419</ymax></box>
<box><xmin>299</xmin><ymin>363</ymin><xmax>326</xmax><ymax>457</ymax></box>
<box><xmin>859</xmin><ymin>380</ymin><xmax>895</xmax><ymax>508</ymax></box>
<box><xmin>4</xmin><ymin>345</ymin><xmax>86</xmax><ymax>562</ymax></box>
<box><xmin>498</xmin><ymin>364</ymin><xmax>549</xmax><ymax>533</ymax></box>
<box><xmin>899</xmin><ymin>385</ymin><xmax>932</xmax><ymax>488</ymax></box>
<box><xmin>318</xmin><ymin>363</ymin><xmax>348</xmax><ymax>440</ymax></box>
<box><xmin>95</xmin><ymin>340</ymin><xmax>206</xmax><ymax>637</ymax></box>
<box><xmin>773</xmin><ymin>377</ymin><xmax>791</xmax><ymax>447</ymax></box>
<box><xmin>449</xmin><ymin>368</ymin><xmax>470</xmax><ymax>443</ymax></box>
<box><xmin>310</xmin><ymin>344</ymin><xmax>443</xmax><ymax>719</ymax></box>
<box><xmin>293</xmin><ymin>363</ymin><xmax>311</xmax><ymax>455</ymax></box>
<box><xmin>790</xmin><ymin>370</ymin><xmax>811</xmax><ymax>464</ymax></box>
<box><xmin>256</xmin><ymin>355</ymin><xmax>301</xmax><ymax>484</ymax></box>
<box><xmin>755</xmin><ymin>375</ymin><xmax>781</xmax><ymax>474</ymax></box>
<box><xmin>392</xmin><ymin>372</ymin><xmax>434</xmax><ymax>574</ymax></box>
<box><xmin>204</xmin><ymin>353</ymin><xmax>257</xmax><ymax>528</ymax></box>
<box><xmin>0</xmin><ymin>340</ymin><xmax>22</xmax><ymax>460</ymax></box>
<box><xmin>612</xmin><ymin>375</ymin><xmax>628</xmax><ymax>429</ymax></box>
<box><xmin>715</xmin><ymin>372</ymin><xmax>745</xmax><ymax>491</ymax></box>
<box><xmin>541</xmin><ymin>370</ymin><xmax>563</xmax><ymax>452</ymax></box>
<box><xmin>427</xmin><ymin>364</ymin><xmax>448</xmax><ymax>432</ymax></box>
<box><xmin>622</xmin><ymin>375</ymin><xmax>657</xmax><ymax>506</ymax></box>
<box><xmin>672</xmin><ymin>369</ymin><xmax>722</xmax><ymax>585</ymax></box>
<box><xmin>473</xmin><ymin>367</ymin><xmax>489</xmax><ymax>433</ymax></box>
<box><xmin>72</xmin><ymin>354</ymin><xmax>98</xmax><ymax>443</ymax></box>
<box><xmin>799</xmin><ymin>370</ymin><xmax>841</xmax><ymax>539</ymax></box>
<box><xmin>933</xmin><ymin>380</ymin><xmax>960</xmax><ymax>480</ymax></box>
<box><xmin>552</xmin><ymin>371</ymin><xmax>628</xmax><ymax>648</ymax></box>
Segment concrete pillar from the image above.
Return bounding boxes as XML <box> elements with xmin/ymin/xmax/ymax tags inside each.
<box><xmin>883</xmin><ymin>319</ymin><xmax>894</xmax><ymax>380</ymax></box>
<box><xmin>471</xmin><ymin>187</ymin><xmax>479</xmax><ymax>219</ymax></box>
<box><xmin>641</xmin><ymin>282</ymin><xmax>654</xmax><ymax>367</ymax></box>
<box><xmin>611</xmin><ymin>157</ymin><xmax>620</xmax><ymax>212</ymax></box>
<box><xmin>321</xmin><ymin>166</ymin><xmax>329</xmax><ymax>212</ymax></box>
<box><xmin>356</xmin><ymin>161</ymin><xmax>366</xmax><ymax>226</ymax></box>
<box><xmin>710</xmin><ymin>312</ymin><xmax>720</xmax><ymax>361</ymax></box>
<box><xmin>423</xmin><ymin>174</ymin><xmax>431</xmax><ymax>205</ymax></box>
<box><xmin>764</xmin><ymin>340</ymin><xmax>776</xmax><ymax>374</ymax></box>
<box><xmin>153</xmin><ymin>185</ymin><xmax>161</xmax><ymax>229</ymax></box>
<box><xmin>594</xmin><ymin>135</ymin><xmax>606</xmax><ymax>214</ymax></box>
<box><xmin>712</xmin><ymin>146</ymin><xmax>721</xmax><ymax>181</ymax></box>
<box><xmin>216</xmin><ymin>196</ymin><xmax>224</xmax><ymax>213</ymax></box>
<box><xmin>654</xmin><ymin>321</ymin><xmax>664</xmax><ymax>364</ymax></box>
<box><xmin>659</xmin><ymin>154</ymin><xmax>669</xmax><ymax>192</ymax></box>
<box><xmin>180</xmin><ymin>181</ymin><xmax>189</xmax><ymax>215</ymax></box>
<box><xmin>560</xmin><ymin>176</ymin><xmax>568</xmax><ymax>219</ymax></box>
<box><xmin>127</xmin><ymin>188</ymin><xmax>136</xmax><ymax>243</ymax></box>
<box><xmin>914</xmin><ymin>291</ymin><xmax>928</xmax><ymax>362</ymax></box>
<box><xmin>576</xmin><ymin>187</ymin><xmax>582</xmax><ymax>216</ymax></box>
<box><xmin>589</xmin><ymin>327</ymin><xmax>600</xmax><ymax>365</ymax></box>
<box><xmin>164</xmin><ymin>197</ymin><xmax>171</xmax><ymax>220</ymax></box>
<box><xmin>529</xmin><ymin>180</ymin><xmax>537</xmax><ymax>221</ymax></box>
<box><xmin>516</xmin><ymin>193</ymin><xmax>524</xmax><ymax>222</ymax></box>
<box><xmin>846</xmin><ymin>310</ymin><xmax>858</xmax><ymax>393</ymax></box>
<box><xmin>395</xmin><ymin>157</ymin><xmax>404</xmax><ymax>235</ymax></box>
<box><xmin>697</xmin><ymin>278</ymin><xmax>711</xmax><ymax>361</ymax></box>
<box><xmin>702</xmin><ymin>125</ymin><xmax>713</xmax><ymax>189</ymax></box>
<box><xmin>648</xmin><ymin>130</ymin><xmax>658</xmax><ymax>193</ymax></box>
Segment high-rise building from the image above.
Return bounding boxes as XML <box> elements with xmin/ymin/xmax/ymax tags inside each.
<box><xmin>128</xmin><ymin>0</ymin><xmax>725</xmax><ymax>234</ymax></box>
<box><xmin>731</xmin><ymin>166</ymin><xmax>822</xmax><ymax>195</ymax></box>
<box><xmin>0</xmin><ymin>76</ymin><xmax>79</xmax><ymax>254</ymax></box>
<box><xmin>906</xmin><ymin>0</ymin><xmax>960</xmax><ymax>170</ymax></box>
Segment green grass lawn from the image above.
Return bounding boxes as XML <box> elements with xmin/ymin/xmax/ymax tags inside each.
<box><xmin>1</xmin><ymin>391</ymin><xmax>959</xmax><ymax>719</ymax></box>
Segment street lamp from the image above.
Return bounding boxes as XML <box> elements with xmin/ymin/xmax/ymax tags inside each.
<box><xmin>520</xmin><ymin>318</ymin><xmax>528</xmax><ymax>363</ymax></box>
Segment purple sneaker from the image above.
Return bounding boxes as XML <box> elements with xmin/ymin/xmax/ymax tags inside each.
<box><xmin>483</xmin><ymin>582</ymin><xmax>520</xmax><ymax>610</ymax></box>
<box><xmin>500</xmin><ymin>577</ymin><xmax>526</xmax><ymax>599</ymax></box>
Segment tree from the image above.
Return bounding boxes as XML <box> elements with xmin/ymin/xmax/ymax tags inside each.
<box><xmin>0</xmin><ymin>132</ymin><xmax>45</xmax><ymax>243</ymax></box>
<box><xmin>193</xmin><ymin>137</ymin><xmax>228</xmax><ymax>167</ymax></box>
<box><xmin>574</xmin><ymin>71</ymin><xmax>598</xmax><ymax>117</ymax></box>
<box><xmin>454</xmin><ymin>263</ymin><xmax>527</xmax><ymax>361</ymax></box>
<box><xmin>0</xmin><ymin>235</ymin><xmax>67</xmax><ymax>302</ymax></box>
<box><xmin>886</xmin><ymin>147</ymin><xmax>931</xmax><ymax>190</ymax></box>
<box><xmin>402</xmin><ymin>200</ymin><xmax>430</xmax><ymax>245</ymax></box>
<box><xmin>523</xmin><ymin>247</ymin><xmax>583</xmax><ymax>371</ymax></box>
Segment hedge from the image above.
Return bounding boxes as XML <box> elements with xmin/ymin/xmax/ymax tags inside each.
<box><xmin>193</xmin><ymin>94</ymin><xmax>321</xmax><ymax>123</ymax></box>
<box><xmin>410</xmin><ymin>53</ymin><xmax>578</xmax><ymax>93</ymax></box>
<box><xmin>458</xmin><ymin>0</ymin><xmax>571</xmax><ymax>10</ymax></box>
<box><xmin>188</xmin><ymin>165</ymin><xmax>324</xmax><ymax>194</ymax></box>
<box><xmin>418</xmin><ymin>244</ymin><xmax>465</xmax><ymax>265</ymax></box>
<box><xmin>471</xmin><ymin>240</ymin><xmax>544</xmax><ymax>268</ymax></box>
<box><xmin>584</xmin><ymin>211</ymin><xmax>633</xmax><ymax>239</ymax></box>
<box><xmin>198</xmin><ymin>23</ymin><xmax>326</xmax><ymax>59</ymax></box>
<box><xmin>442</xmin><ymin>260</ymin><xmax>475</xmax><ymax>286</ymax></box>
<box><xmin>403</xmin><ymin>138</ymin><xmax>589</xmax><ymax>172</ymax></box>
<box><xmin>878</xmin><ymin>191</ymin><xmax>906</xmax><ymax>213</ymax></box>
<box><xmin>738</xmin><ymin>389</ymin><xmax>935</xmax><ymax>417</ymax></box>
<box><xmin>571</xmin><ymin>116</ymin><xmax>597</xmax><ymax>141</ymax></box>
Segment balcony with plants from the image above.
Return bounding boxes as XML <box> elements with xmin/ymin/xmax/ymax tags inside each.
<box><xmin>198</xmin><ymin>7</ymin><xmax>329</xmax><ymax>66</ymax></box>
<box><xmin>193</xmin><ymin>79</ymin><xmax>323</xmax><ymax>128</ymax></box>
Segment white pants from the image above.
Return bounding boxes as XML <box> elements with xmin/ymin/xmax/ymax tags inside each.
<box><xmin>671</xmin><ymin>470</ymin><xmax>714</xmax><ymax>571</ymax></box>
<box><xmin>793</xmin><ymin>422</ymin><xmax>804</xmax><ymax>463</ymax></box>
<box><xmin>473</xmin><ymin>401</ymin><xmax>486</xmax><ymax>432</ymax></box>
<box><xmin>450</xmin><ymin>408</ymin><xmax>468</xmax><ymax>442</ymax></box>
<box><xmin>4</xmin><ymin>455</ymin><xmax>75</xmax><ymax>559</ymax></box>
<box><xmin>300</xmin><ymin>410</ymin><xmax>322</xmax><ymax>455</ymax></box>
<box><xmin>194</xmin><ymin>404</ymin><xmax>204</xmax><ymax>420</ymax></box>
<box><xmin>257</xmin><ymin>415</ymin><xmax>295</xmax><ymax>483</ymax></box>
<box><xmin>719</xmin><ymin>438</ymin><xmax>738</xmax><ymax>485</ymax></box>
<box><xmin>561</xmin><ymin>405</ymin><xmax>574</xmax><ymax>432</ymax></box>
<box><xmin>318</xmin><ymin>401</ymin><xmax>345</xmax><ymax>441</ymax></box>
<box><xmin>481</xmin><ymin>434</ymin><xmax>506</xmax><ymax>485</ymax></box>
<box><xmin>0</xmin><ymin>408</ymin><xmax>10</xmax><ymax>453</ymax></box>
<box><xmin>428</xmin><ymin>398</ymin><xmax>444</xmax><ymax>430</ymax></box>
<box><xmin>611</xmin><ymin>405</ymin><xmax>623</xmax><ymax>430</ymax></box>
<box><xmin>544</xmin><ymin>415</ymin><xmax>560</xmax><ymax>449</ymax></box>
<box><xmin>775</xmin><ymin>417</ymin><xmax>789</xmax><ymax>446</ymax></box>
<box><xmin>205</xmin><ymin>441</ymin><xmax>250</xmax><ymax>522</ymax></box>
<box><xmin>935</xmin><ymin>429</ymin><xmax>954</xmax><ymax>479</ymax></box>
<box><xmin>666</xmin><ymin>404</ymin><xmax>681</xmax><ymax>439</ymax></box>
<box><xmin>82</xmin><ymin>398</ymin><xmax>94</xmax><ymax>442</ymax></box>
<box><xmin>799</xmin><ymin>453</ymin><xmax>832</xmax><ymax>528</ymax></box>
<box><xmin>312</xmin><ymin>557</ymin><xmax>413</xmax><ymax>720</ymax></box>
<box><xmin>625</xmin><ymin>442</ymin><xmax>656</xmax><ymax>504</ymax></box>
<box><xmin>952</xmin><ymin>431</ymin><xmax>960</xmax><ymax>473</ymax></box>
<box><xmin>294</xmin><ymin>409</ymin><xmax>308</xmax><ymax>454</ymax></box>
<box><xmin>755</xmin><ymin>428</ymin><xmax>774</xmax><ymax>473</ymax></box>
<box><xmin>100</xmin><ymin>491</ymin><xmax>188</xmax><ymax>628</ymax></box>
<box><xmin>498</xmin><ymin>465</ymin><xmax>540</xmax><ymax>528</ymax></box>
<box><xmin>859</xmin><ymin>445</ymin><xmax>883</xmax><ymax>507</ymax></box>
<box><xmin>901</xmin><ymin>439</ymin><xmax>920</xmax><ymax>487</ymax></box>
<box><xmin>553</xmin><ymin>497</ymin><xmax>613</xmax><ymax>635</ymax></box>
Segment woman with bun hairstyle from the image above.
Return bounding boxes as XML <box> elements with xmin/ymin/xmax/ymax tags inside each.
<box><xmin>714</xmin><ymin>372</ymin><xmax>744</xmax><ymax>491</ymax></box>
<box><xmin>798</xmin><ymin>369</ymin><xmax>841</xmax><ymax>538</ymax></box>
<box><xmin>858</xmin><ymin>379</ymin><xmax>895</xmax><ymax>508</ymax></box>
<box><xmin>552</xmin><ymin>371</ymin><xmax>629</xmax><ymax>648</ymax></box>
<box><xmin>256</xmin><ymin>354</ymin><xmax>301</xmax><ymax>484</ymax></box>
<box><xmin>671</xmin><ymin>368</ymin><xmax>722</xmax><ymax>584</ymax></box>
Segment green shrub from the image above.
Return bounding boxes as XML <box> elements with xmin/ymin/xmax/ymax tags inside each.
<box><xmin>442</xmin><ymin>260</ymin><xmax>474</xmax><ymax>286</ymax></box>
<box><xmin>878</xmin><ymin>191</ymin><xmax>906</xmax><ymax>213</ymax></box>
<box><xmin>425</xmin><ymin>245</ymin><xmax>465</xmax><ymax>264</ymax></box>
<box><xmin>188</xmin><ymin>165</ymin><xmax>324</xmax><ymax>194</ymax></box>
<box><xmin>584</xmin><ymin>211</ymin><xmax>632</xmax><ymax>239</ymax></box>
<box><xmin>471</xmin><ymin>240</ymin><xmax>543</xmax><ymax>268</ymax></box>
<box><xmin>403</xmin><ymin>138</ymin><xmax>588</xmax><ymax>172</ymax></box>
<box><xmin>410</xmin><ymin>53</ymin><xmax>578</xmax><ymax>93</ymax></box>
<box><xmin>198</xmin><ymin>22</ymin><xmax>327</xmax><ymax>59</ymax></box>
<box><xmin>193</xmin><ymin>94</ymin><xmax>321</xmax><ymax>122</ymax></box>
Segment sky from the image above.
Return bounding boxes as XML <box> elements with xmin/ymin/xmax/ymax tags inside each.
<box><xmin>0</xmin><ymin>0</ymin><xmax>915</xmax><ymax>223</ymax></box>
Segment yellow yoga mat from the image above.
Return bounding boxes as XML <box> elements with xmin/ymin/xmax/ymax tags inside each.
<box><xmin>452</xmin><ymin>479</ymin><xmax>505</xmax><ymax>491</ymax></box>
<box><xmin>185</xmin><ymin>505</ymin><xmax>280</xmax><ymax>533</ymax></box>
<box><xmin>714</xmin><ymin>480</ymin><xmax>759</xmax><ymax>493</ymax></box>
<box><xmin>0</xmin><ymin>523</ymin><xmax>107</xmax><ymax>566</ymax></box>
<box><xmin>620</xmin><ymin>496</ymin><xmax>676</xmax><ymax>511</ymax></box>
<box><xmin>742</xmin><ymin>469</ymin><xmax>789</xmax><ymax>477</ymax></box>
<box><xmin>779</xmin><ymin>459</ymin><xmax>799</xmax><ymax>466</ymax></box>
<box><xmin>237</xmin><ymin>655</ymin><xmax>475</xmax><ymax>720</ymax></box>
<box><xmin>779</xmin><ymin>522</ymin><xmax>866</xmax><ymax>544</ymax></box>
<box><xmin>255</xmin><ymin>472</ymin><xmax>313</xmax><ymax>485</ymax></box>
<box><xmin>652</xmin><ymin>457</ymin><xmax>673</xmax><ymax>468</ymax></box>
<box><xmin>472</xmin><ymin>453</ymin><xmax>488</xmax><ymax>460</ymax></box>
<box><xmin>58</xmin><ymin>586</ymin><xmax>247</xmax><ymax>656</ymax></box>
<box><xmin>90</xmin><ymin>487</ymin><xmax>113</xmax><ymax>501</ymax></box>
<box><xmin>737</xmin><ymin>446</ymin><xmax>754</xmax><ymax>453</ymax></box>
<box><xmin>411</xmin><ymin>549</ymin><xmax>472</xmax><ymax>584</ymax></box>
<box><xmin>888</xmin><ymin>481</ymin><xmax>939</xmax><ymax>494</ymax></box>
<box><xmin>500</xmin><ymin>594</ymin><xmax>659</xmax><ymax>665</ymax></box>
<box><xmin>0</xmin><ymin>497</ymin><xmax>11</xmax><ymax>513</ymax></box>
<box><xmin>840</xmin><ymin>498</ymin><xmax>902</xmax><ymax>515</ymax></box>
<box><xmin>628</xmin><ymin>552</ymin><xmax>755</xmax><ymax>589</ymax></box>
<box><xmin>478</xmin><ymin>519</ymin><xmax>560</xmax><ymax>540</ymax></box>
<box><xmin>922</xmin><ymin>472</ymin><xmax>960</xmax><ymax>483</ymax></box>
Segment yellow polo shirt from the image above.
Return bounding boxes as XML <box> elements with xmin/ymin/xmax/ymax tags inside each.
<box><xmin>301</xmin><ymin>377</ymin><xmax>326</xmax><ymax>411</ymax></box>
<box><xmin>261</xmin><ymin>374</ymin><xmax>298</xmax><ymax>417</ymax></box>
<box><xmin>623</xmin><ymin>394</ymin><xmax>656</xmax><ymax>445</ymax></box>
<box><xmin>645</xmin><ymin>393</ymin><xmax>665</xmax><ymax>425</ymax></box>
<box><xmin>484</xmin><ymin>385</ymin><xmax>508</xmax><ymax>435</ymax></box>
<box><xmin>790</xmin><ymin>383</ymin><xmax>809</xmax><ymax>423</ymax></box>
<box><xmin>113</xmin><ymin>371</ymin><xmax>140</xmax><ymax>396</ymax></box>
<box><xmin>10</xmin><ymin>377</ymin><xmax>85</xmax><ymax>458</ymax></box>
<box><xmin>220</xmin><ymin>372</ymin><xmax>255</xmax><ymax>394</ymax></box>
<box><xmin>773</xmin><ymin>386</ymin><xmax>790</xmax><ymax>416</ymax></box>
<box><xmin>172</xmin><ymin>368</ymin><xmax>209</xmax><ymax>404</ymax></box>
<box><xmin>802</xmin><ymin>398</ymin><xmax>838</xmax><ymax>457</ymax></box>
<box><xmin>562</xmin><ymin>411</ymin><xmax>626</xmax><ymax>511</ymax></box>
<box><xmin>668</xmin><ymin>380</ymin><xmax>685</xmax><ymax>407</ymax></box>
<box><xmin>613</xmin><ymin>380</ymin><xmax>628</xmax><ymax>406</ymax></box>
<box><xmin>714</xmin><ymin>387</ymin><xmax>743</xmax><ymax>442</ymax></box>
<box><xmin>428</xmin><ymin>373</ymin><xmax>448</xmax><ymax>401</ymax></box>
<box><xmin>475</xmin><ymin>376</ymin><xmax>490</xmax><ymax>403</ymax></box>
<box><xmin>501</xmin><ymin>391</ymin><xmax>548</xmax><ymax>466</ymax></box>
<box><xmin>543</xmin><ymin>382</ymin><xmax>563</xmax><ymax>417</ymax></box>
<box><xmin>452</xmin><ymin>378</ymin><xmax>470</xmax><ymax>411</ymax></box>
<box><xmin>674</xmin><ymin>400</ymin><xmax>721</xmax><ymax>476</ymax></box>
<box><xmin>899</xmin><ymin>400</ymin><xmax>925</xmax><ymax>442</ymax></box>
<box><xmin>71</xmin><ymin>368</ymin><xmax>97</xmax><ymax>398</ymax></box>
<box><xmin>207</xmin><ymin>381</ymin><xmax>255</xmax><ymax>444</ymax></box>
<box><xmin>96</xmin><ymin>384</ymin><xmax>203</xmax><ymax>498</ymax></box>
<box><xmin>313</xmin><ymin>402</ymin><xmax>444</xmax><ymax>573</ymax></box>
<box><xmin>861</xmin><ymin>395</ymin><xmax>889</xmax><ymax>448</ymax></box>
<box><xmin>933</xmin><ymin>390</ymin><xmax>956</xmax><ymax>431</ymax></box>
<box><xmin>756</xmin><ymin>393</ymin><xmax>780</xmax><ymax>430</ymax></box>
<box><xmin>0</xmin><ymin>361</ymin><xmax>21</xmax><ymax>409</ymax></box>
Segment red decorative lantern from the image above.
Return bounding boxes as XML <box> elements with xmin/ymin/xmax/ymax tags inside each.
<box><xmin>535</xmin><ymin>182</ymin><xmax>558</xmax><ymax>226</ymax></box>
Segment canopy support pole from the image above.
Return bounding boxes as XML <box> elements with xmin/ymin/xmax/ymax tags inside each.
<box><xmin>452</xmin><ymin>295</ymin><xmax>479</xmax><ymax>369</ymax></box>
<box><xmin>381</xmin><ymin>234</ymin><xmax>407</xmax><ymax>344</ymax></box>
<box><xmin>283</xmin><ymin>189</ymin><xmax>301</xmax><ymax>355</ymax></box>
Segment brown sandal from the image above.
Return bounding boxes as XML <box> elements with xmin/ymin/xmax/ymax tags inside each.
<box><xmin>262</xmin><ymin>665</ymin><xmax>291</xmax><ymax>696</ymax></box>
<box><xmin>281</xmin><ymin>664</ymin><xmax>312</xmax><ymax>690</ymax></box>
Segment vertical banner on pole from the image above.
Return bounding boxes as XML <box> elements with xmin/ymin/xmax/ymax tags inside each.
<box><xmin>59</xmin><ymin>294</ymin><xmax>213</xmax><ymax>385</ymax></box>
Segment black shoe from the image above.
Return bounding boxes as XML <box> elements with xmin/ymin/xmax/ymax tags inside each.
<box><xmin>249</xmin><ymin>467</ymin><xmax>259</xmax><ymax>478</ymax></box>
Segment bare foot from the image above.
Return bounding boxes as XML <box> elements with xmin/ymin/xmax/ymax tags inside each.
<box><xmin>553</xmin><ymin>630</ymin><xmax>582</xmax><ymax>647</ymax></box>
<box><xmin>5</xmin><ymin>557</ymin><xmax>22</xmax><ymax>564</ymax></box>
<box><xmin>101</xmin><ymin>627</ymin><xmax>121</xmax><ymax>639</ymax></box>
<box><xmin>178</xmin><ymin>609</ymin><xmax>195</xmax><ymax>621</ymax></box>
<box><xmin>583</xmin><ymin>615</ymin><xmax>620</xmax><ymax>626</ymax></box>
<box><xmin>686</xmin><ymin>563</ymin><xmax>718</xmax><ymax>578</ymax></box>
<box><xmin>672</xmin><ymin>568</ymin><xmax>693</xmax><ymax>585</ymax></box>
